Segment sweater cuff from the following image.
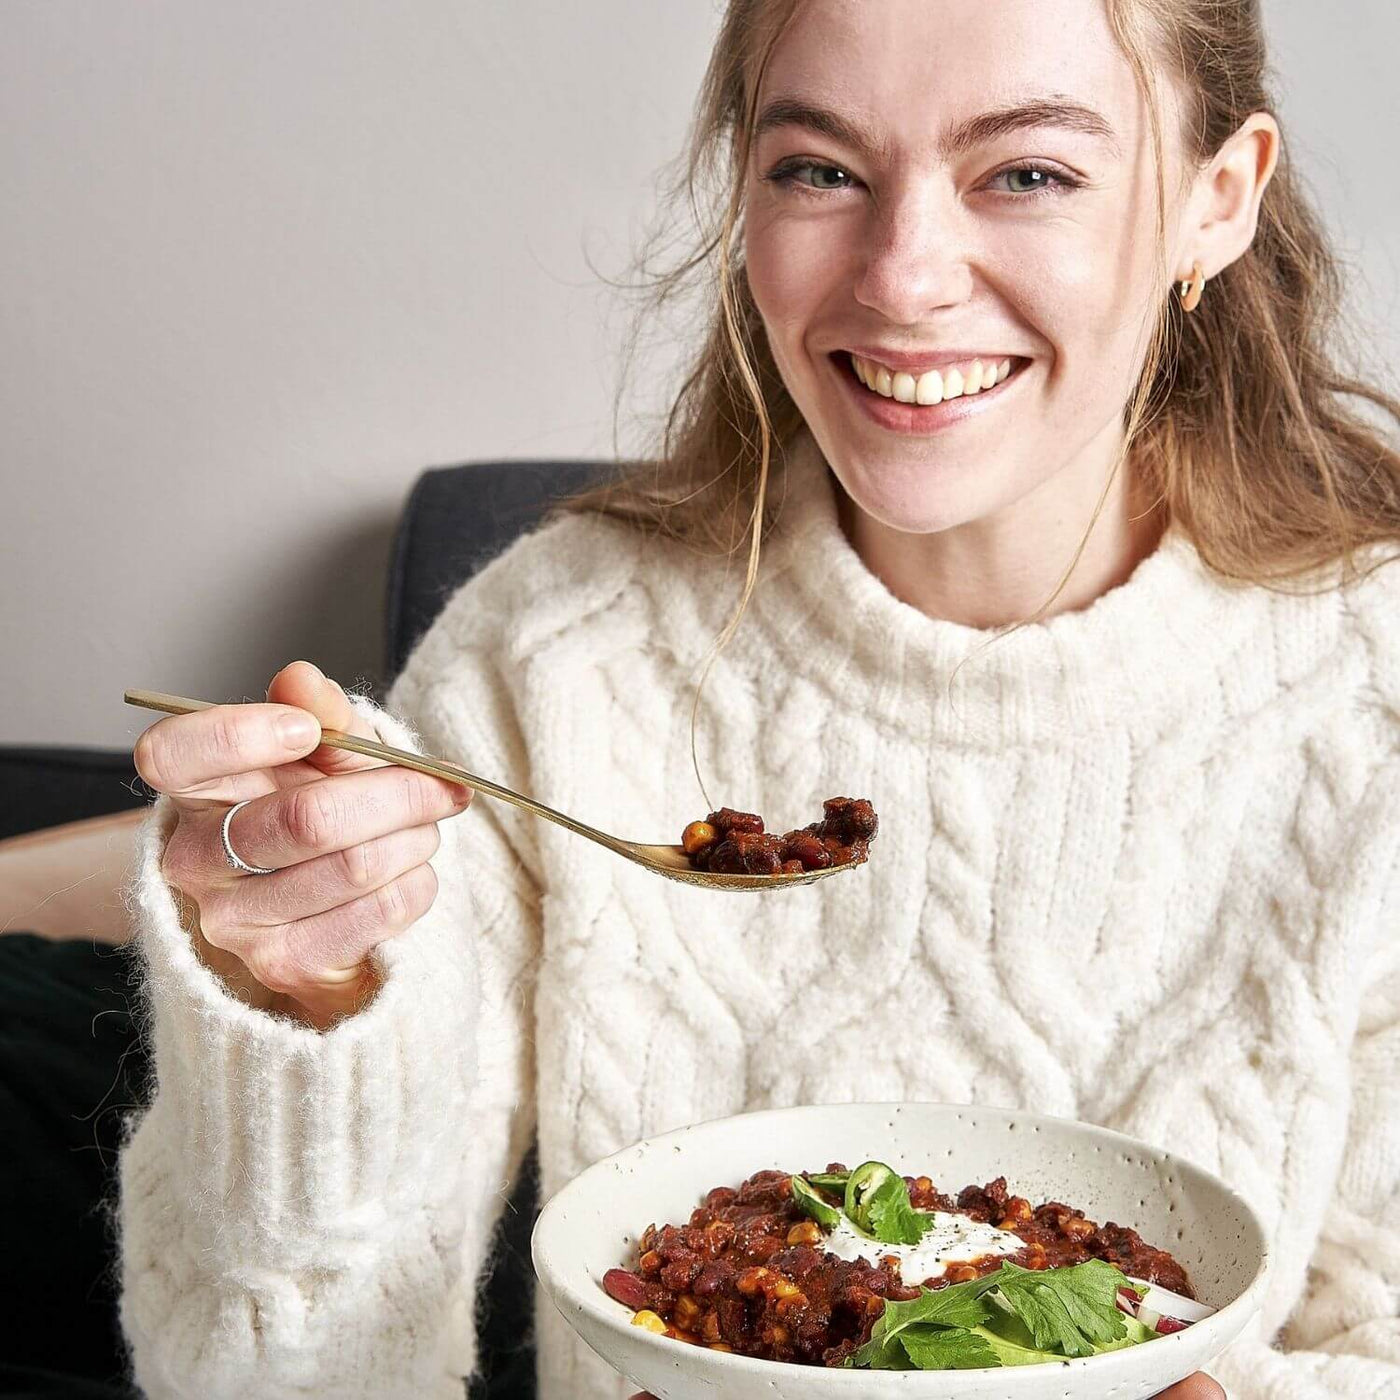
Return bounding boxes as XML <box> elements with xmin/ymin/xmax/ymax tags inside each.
<box><xmin>125</xmin><ymin>696</ymin><xmax>480</xmax><ymax>1267</ymax></box>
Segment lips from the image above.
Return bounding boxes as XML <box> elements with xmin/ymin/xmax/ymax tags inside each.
<box><xmin>849</xmin><ymin>352</ymin><xmax>1020</xmax><ymax>406</ymax></box>
<box><xmin>828</xmin><ymin>350</ymin><xmax>1031</xmax><ymax>435</ymax></box>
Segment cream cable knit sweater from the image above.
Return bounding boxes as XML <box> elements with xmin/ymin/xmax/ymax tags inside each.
<box><xmin>120</xmin><ymin>432</ymin><xmax>1400</xmax><ymax>1399</ymax></box>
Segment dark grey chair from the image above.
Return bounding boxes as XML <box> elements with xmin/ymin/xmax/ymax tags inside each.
<box><xmin>0</xmin><ymin>458</ymin><xmax>611</xmax><ymax>1399</ymax></box>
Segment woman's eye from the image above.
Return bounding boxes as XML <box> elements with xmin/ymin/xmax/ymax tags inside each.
<box><xmin>987</xmin><ymin>165</ymin><xmax>1077</xmax><ymax>197</ymax></box>
<box><xmin>766</xmin><ymin>161</ymin><xmax>854</xmax><ymax>194</ymax></box>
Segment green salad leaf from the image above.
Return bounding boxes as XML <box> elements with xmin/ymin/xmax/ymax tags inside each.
<box><xmin>899</xmin><ymin>1329</ymin><xmax>1004</xmax><ymax>1370</ymax></box>
<box><xmin>846</xmin><ymin>1261</ymin><xmax>1145</xmax><ymax>1372</ymax></box>
<box><xmin>993</xmin><ymin>1259</ymin><xmax>1129</xmax><ymax>1358</ymax></box>
<box><xmin>848</xmin><ymin>1273</ymin><xmax>1000</xmax><ymax>1368</ymax></box>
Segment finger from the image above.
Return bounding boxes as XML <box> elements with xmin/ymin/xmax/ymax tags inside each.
<box><xmin>266</xmin><ymin>660</ymin><xmax>385</xmax><ymax>777</ymax></box>
<box><xmin>239</xmin><ymin>861</ymin><xmax>440</xmax><ymax>992</ymax></box>
<box><xmin>1156</xmin><ymin>1376</ymin><xmax>1225</xmax><ymax>1400</ymax></box>
<box><xmin>177</xmin><ymin>761</ymin><xmax>467</xmax><ymax>879</ymax></box>
<box><xmin>201</xmin><ymin>823</ymin><xmax>442</xmax><ymax>935</ymax></box>
<box><xmin>134</xmin><ymin>702</ymin><xmax>323</xmax><ymax>801</ymax></box>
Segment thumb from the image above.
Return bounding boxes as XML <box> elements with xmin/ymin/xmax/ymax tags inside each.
<box><xmin>266</xmin><ymin>659</ymin><xmax>383</xmax><ymax>776</ymax></box>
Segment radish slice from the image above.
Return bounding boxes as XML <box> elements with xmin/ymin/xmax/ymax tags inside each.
<box><xmin>1126</xmin><ymin>1279</ymin><xmax>1217</xmax><ymax>1335</ymax></box>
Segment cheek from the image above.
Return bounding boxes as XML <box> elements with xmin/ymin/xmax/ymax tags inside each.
<box><xmin>1009</xmin><ymin>222</ymin><xmax>1158</xmax><ymax>417</ymax></box>
<box><xmin>744</xmin><ymin>206</ymin><xmax>840</xmax><ymax>372</ymax></box>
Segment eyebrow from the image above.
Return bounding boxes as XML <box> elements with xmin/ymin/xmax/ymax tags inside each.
<box><xmin>753</xmin><ymin>94</ymin><xmax>1121</xmax><ymax>161</ymax></box>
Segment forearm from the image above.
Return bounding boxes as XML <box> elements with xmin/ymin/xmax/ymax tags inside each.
<box><xmin>118</xmin><ymin>774</ymin><xmax>488</xmax><ymax>1396</ymax></box>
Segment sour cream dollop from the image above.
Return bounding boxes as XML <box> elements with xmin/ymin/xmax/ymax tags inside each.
<box><xmin>819</xmin><ymin>1211</ymin><xmax>1025</xmax><ymax>1285</ymax></box>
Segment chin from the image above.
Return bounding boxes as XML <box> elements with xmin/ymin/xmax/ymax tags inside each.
<box><xmin>823</xmin><ymin>452</ymin><xmax>1005</xmax><ymax>538</ymax></box>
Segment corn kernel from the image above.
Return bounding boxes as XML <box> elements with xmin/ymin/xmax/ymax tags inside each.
<box><xmin>631</xmin><ymin>1310</ymin><xmax>667</xmax><ymax>1334</ymax></box>
<box><xmin>681</xmin><ymin>820</ymin><xmax>718</xmax><ymax>854</ymax></box>
<box><xmin>639</xmin><ymin>1249</ymin><xmax>662</xmax><ymax>1273</ymax></box>
<box><xmin>673</xmin><ymin>1295</ymin><xmax>701</xmax><ymax>1329</ymax></box>
<box><xmin>786</xmin><ymin>1221</ymin><xmax>821</xmax><ymax>1246</ymax></box>
<box><xmin>771</xmin><ymin>1277</ymin><xmax>801</xmax><ymax>1300</ymax></box>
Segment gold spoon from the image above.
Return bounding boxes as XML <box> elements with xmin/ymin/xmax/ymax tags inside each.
<box><xmin>124</xmin><ymin>689</ymin><xmax>861</xmax><ymax>892</ymax></box>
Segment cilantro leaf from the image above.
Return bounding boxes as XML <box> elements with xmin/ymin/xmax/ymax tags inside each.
<box><xmin>848</xmin><ymin>1276</ymin><xmax>999</xmax><ymax>1368</ymax></box>
<box><xmin>992</xmin><ymin>1260</ymin><xmax>1129</xmax><ymax>1359</ymax></box>
<box><xmin>864</xmin><ymin>1172</ymin><xmax>934</xmax><ymax>1245</ymax></box>
<box><xmin>900</xmin><ymin>1327</ymin><xmax>1002</xmax><ymax>1370</ymax></box>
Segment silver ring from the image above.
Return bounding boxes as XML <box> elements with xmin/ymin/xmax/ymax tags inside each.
<box><xmin>221</xmin><ymin>800</ymin><xmax>275</xmax><ymax>876</ymax></box>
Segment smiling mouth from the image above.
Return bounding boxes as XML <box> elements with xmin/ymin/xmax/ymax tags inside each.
<box><xmin>836</xmin><ymin>351</ymin><xmax>1030</xmax><ymax>406</ymax></box>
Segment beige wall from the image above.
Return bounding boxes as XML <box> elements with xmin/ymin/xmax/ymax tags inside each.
<box><xmin>4</xmin><ymin>1</ymin><xmax>1396</xmax><ymax>748</ymax></box>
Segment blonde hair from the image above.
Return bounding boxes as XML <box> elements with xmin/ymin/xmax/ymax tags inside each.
<box><xmin>575</xmin><ymin>0</ymin><xmax>1399</xmax><ymax>598</ymax></box>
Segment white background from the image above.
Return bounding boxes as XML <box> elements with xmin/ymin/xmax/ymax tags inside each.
<box><xmin>3</xmin><ymin>1</ymin><xmax>1396</xmax><ymax>746</ymax></box>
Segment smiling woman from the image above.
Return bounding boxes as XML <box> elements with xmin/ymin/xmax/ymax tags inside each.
<box><xmin>113</xmin><ymin>2</ymin><xmax>1399</xmax><ymax>1399</ymax></box>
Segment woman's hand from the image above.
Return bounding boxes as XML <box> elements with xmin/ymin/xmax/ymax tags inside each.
<box><xmin>133</xmin><ymin>659</ymin><xmax>472</xmax><ymax>1028</ymax></box>
<box><xmin>1155</xmin><ymin>1378</ymin><xmax>1224</xmax><ymax>1399</ymax></box>
<box><xmin>627</xmin><ymin>1375</ymin><xmax>1223</xmax><ymax>1399</ymax></box>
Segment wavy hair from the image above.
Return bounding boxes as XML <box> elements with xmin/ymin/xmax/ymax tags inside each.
<box><xmin>576</xmin><ymin>0</ymin><xmax>1398</xmax><ymax>587</ymax></box>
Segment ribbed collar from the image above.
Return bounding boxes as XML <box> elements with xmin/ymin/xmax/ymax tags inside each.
<box><xmin>733</xmin><ymin>429</ymin><xmax>1269</xmax><ymax>749</ymax></box>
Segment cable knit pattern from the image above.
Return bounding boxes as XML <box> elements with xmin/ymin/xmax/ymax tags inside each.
<box><xmin>119</xmin><ymin>430</ymin><xmax>1400</xmax><ymax>1399</ymax></box>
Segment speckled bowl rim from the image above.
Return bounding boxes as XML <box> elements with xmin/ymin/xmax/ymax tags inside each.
<box><xmin>532</xmin><ymin>1101</ymin><xmax>1271</xmax><ymax>1393</ymax></box>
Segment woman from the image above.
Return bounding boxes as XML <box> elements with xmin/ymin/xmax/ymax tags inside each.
<box><xmin>122</xmin><ymin>1</ymin><xmax>1399</xmax><ymax>1397</ymax></box>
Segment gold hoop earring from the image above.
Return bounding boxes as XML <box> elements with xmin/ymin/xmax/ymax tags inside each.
<box><xmin>1178</xmin><ymin>261</ymin><xmax>1206</xmax><ymax>313</ymax></box>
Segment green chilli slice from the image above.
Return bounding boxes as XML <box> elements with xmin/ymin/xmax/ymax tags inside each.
<box><xmin>844</xmin><ymin>1161</ymin><xmax>898</xmax><ymax>1234</ymax></box>
<box><xmin>804</xmin><ymin>1171</ymin><xmax>852</xmax><ymax>1192</ymax></box>
<box><xmin>790</xmin><ymin>1173</ymin><xmax>842</xmax><ymax>1229</ymax></box>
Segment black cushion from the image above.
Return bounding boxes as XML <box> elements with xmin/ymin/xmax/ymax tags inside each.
<box><xmin>384</xmin><ymin>460</ymin><xmax>611</xmax><ymax>682</ymax></box>
<box><xmin>0</xmin><ymin>747</ymin><xmax>147</xmax><ymax>842</ymax></box>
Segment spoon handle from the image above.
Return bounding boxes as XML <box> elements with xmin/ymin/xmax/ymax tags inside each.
<box><xmin>123</xmin><ymin>689</ymin><xmax>627</xmax><ymax>853</ymax></box>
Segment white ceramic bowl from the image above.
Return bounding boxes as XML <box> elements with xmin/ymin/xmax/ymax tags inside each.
<box><xmin>532</xmin><ymin>1102</ymin><xmax>1269</xmax><ymax>1400</ymax></box>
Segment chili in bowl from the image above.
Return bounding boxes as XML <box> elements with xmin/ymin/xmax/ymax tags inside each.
<box><xmin>531</xmin><ymin>1102</ymin><xmax>1269</xmax><ymax>1400</ymax></box>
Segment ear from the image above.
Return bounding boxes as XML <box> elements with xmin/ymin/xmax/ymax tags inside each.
<box><xmin>1176</xmin><ymin>112</ymin><xmax>1280</xmax><ymax>284</ymax></box>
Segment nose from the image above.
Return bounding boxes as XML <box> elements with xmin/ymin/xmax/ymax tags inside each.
<box><xmin>853</xmin><ymin>183</ymin><xmax>973</xmax><ymax>325</ymax></box>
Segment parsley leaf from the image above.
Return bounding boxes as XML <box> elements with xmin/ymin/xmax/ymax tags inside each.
<box><xmin>848</xmin><ymin>1261</ymin><xmax>1138</xmax><ymax>1371</ymax></box>
<box><xmin>900</xmin><ymin>1328</ymin><xmax>1003</xmax><ymax>1370</ymax></box>
<box><xmin>848</xmin><ymin>1275</ymin><xmax>999</xmax><ymax>1368</ymax></box>
<box><xmin>993</xmin><ymin>1260</ymin><xmax>1129</xmax><ymax>1359</ymax></box>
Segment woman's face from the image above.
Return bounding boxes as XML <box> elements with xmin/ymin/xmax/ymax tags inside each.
<box><xmin>744</xmin><ymin>0</ymin><xmax>1188</xmax><ymax>535</ymax></box>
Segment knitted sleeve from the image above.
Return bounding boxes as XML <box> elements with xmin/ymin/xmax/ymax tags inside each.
<box><xmin>1208</xmin><ymin>939</ymin><xmax>1400</xmax><ymax>1397</ymax></box>
<box><xmin>1209</xmin><ymin>583</ymin><xmax>1400</xmax><ymax>1400</ymax></box>
<box><xmin>118</xmin><ymin>642</ymin><xmax>543</xmax><ymax>1397</ymax></box>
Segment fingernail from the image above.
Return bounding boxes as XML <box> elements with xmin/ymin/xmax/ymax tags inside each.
<box><xmin>278</xmin><ymin>713</ymin><xmax>320</xmax><ymax>748</ymax></box>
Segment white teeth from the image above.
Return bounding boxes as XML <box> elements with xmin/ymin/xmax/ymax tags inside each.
<box><xmin>850</xmin><ymin>353</ymin><xmax>1018</xmax><ymax>403</ymax></box>
<box><xmin>915</xmin><ymin>369</ymin><xmax>943</xmax><ymax>405</ymax></box>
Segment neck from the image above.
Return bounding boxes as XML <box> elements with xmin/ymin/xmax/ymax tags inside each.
<box><xmin>840</xmin><ymin>422</ymin><xmax>1165</xmax><ymax>629</ymax></box>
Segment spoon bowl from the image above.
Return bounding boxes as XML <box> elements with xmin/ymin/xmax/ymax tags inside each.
<box><xmin>123</xmin><ymin>690</ymin><xmax>862</xmax><ymax>892</ymax></box>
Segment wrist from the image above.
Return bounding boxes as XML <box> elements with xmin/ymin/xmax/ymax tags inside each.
<box><xmin>177</xmin><ymin>884</ymin><xmax>382</xmax><ymax>1030</ymax></box>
